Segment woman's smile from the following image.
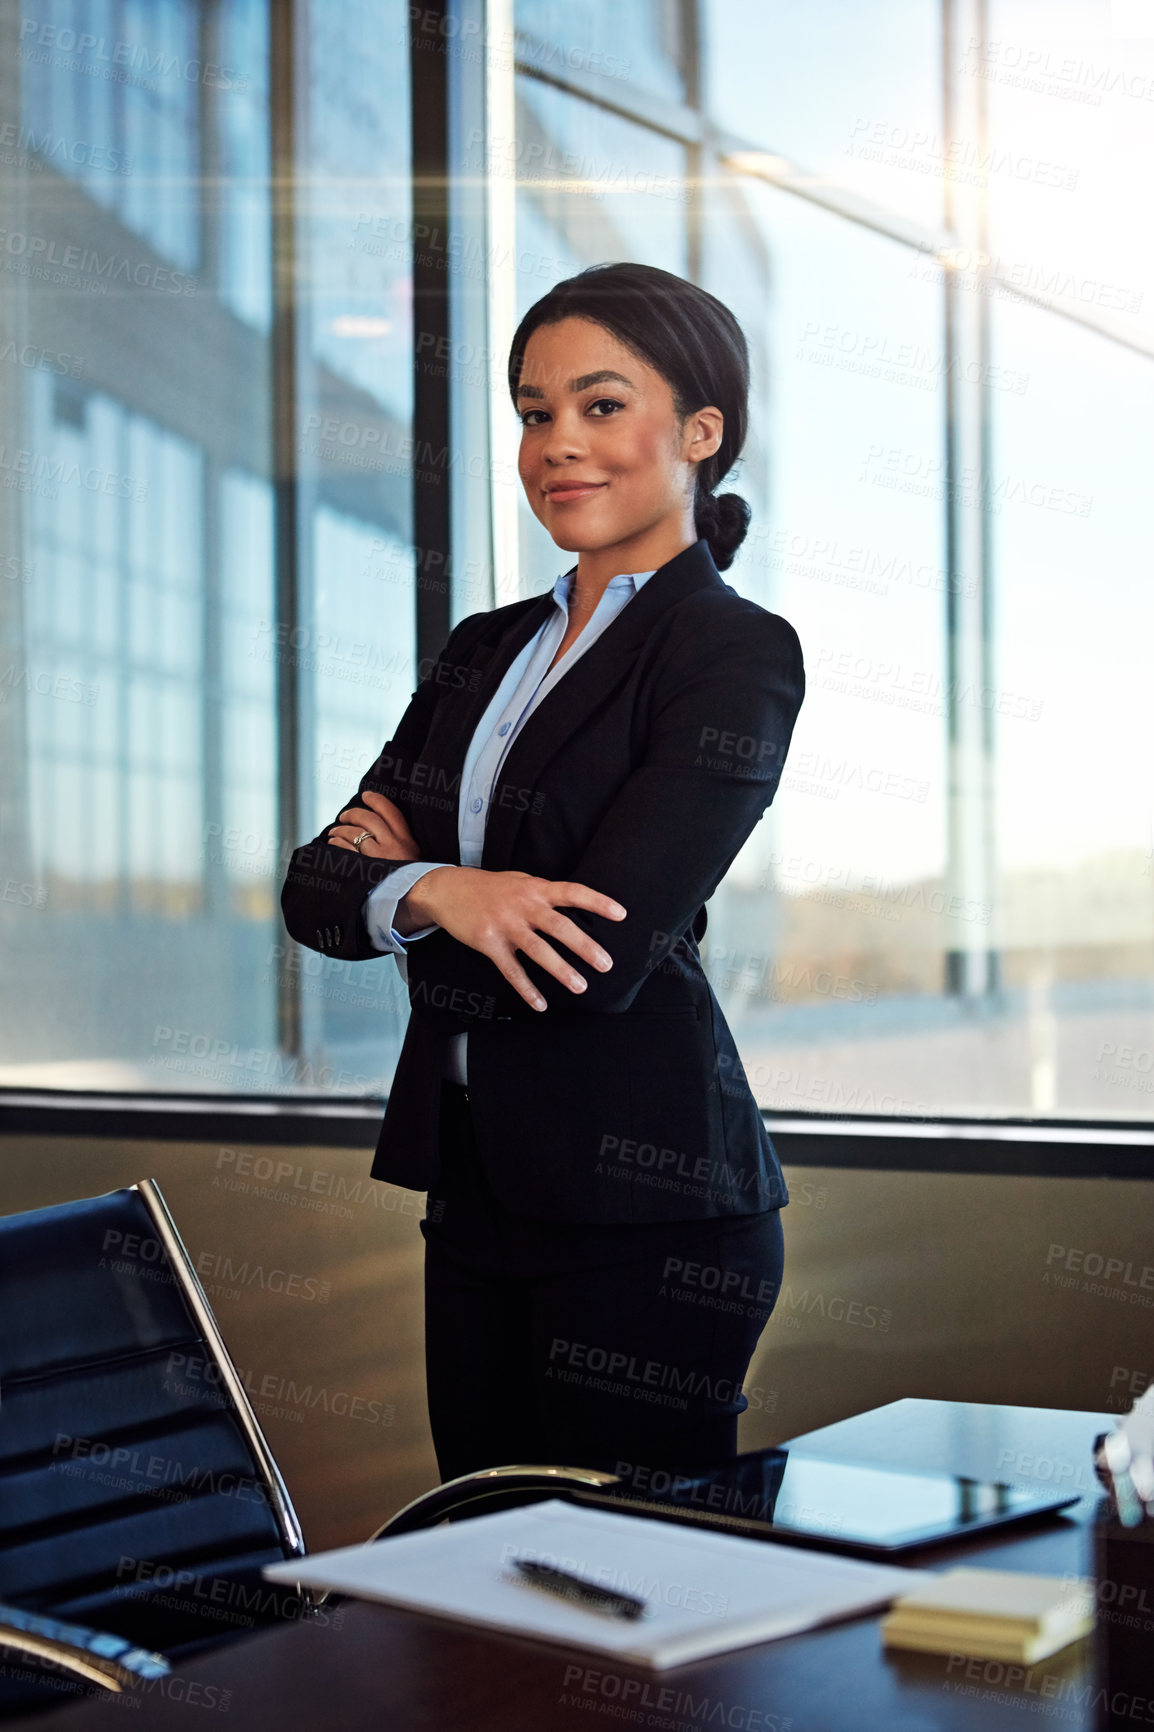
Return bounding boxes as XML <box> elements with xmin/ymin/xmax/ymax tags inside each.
<box><xmin>544</xmin><ymin>481</ymin><xmax>608</xmax><ymax>505</ymax></box>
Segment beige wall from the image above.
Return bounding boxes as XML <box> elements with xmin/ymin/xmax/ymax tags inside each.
<box><xmin>4</xmin><ymin>1135</ymin><xmax>1150</xmax><ymax>1551</ymax></box>
<box><xmin>739</xmin><ymin>1166</ymin><xmax>1153</xmax><ymax>1453</ymax></box>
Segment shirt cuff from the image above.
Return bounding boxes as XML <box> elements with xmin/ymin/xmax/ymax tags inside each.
<box><xmin>363</xmin><ymin>862</ymin><xmax>451</xmax><ymax>953</ymax></box>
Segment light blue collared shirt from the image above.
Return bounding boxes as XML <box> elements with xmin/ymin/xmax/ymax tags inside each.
<box><xmin>364</xmin><ymin>565</ymin><xmax>657</xmax><ymax>1084</ymax></box>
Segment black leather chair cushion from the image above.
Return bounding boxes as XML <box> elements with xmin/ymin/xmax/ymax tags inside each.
<box><xmin>0</xmin><ymin>1192</ymin><xmax>197</xmax><ymax>1383</ymax></box>
<box><xmin>0</xmin><ymin>1187</ymin><xmax>299</xmax><ymax>1665</ymax></box>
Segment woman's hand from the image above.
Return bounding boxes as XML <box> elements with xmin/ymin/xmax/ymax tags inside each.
<box><xmin>327</xmin><ymin>790</ymin><xmax>420</xmax><ymax>862</ymax></box>
<box><xmin>404</xmin><ymin>867</ymin><xmax>626</xmax><ymax>1012</ymax></box>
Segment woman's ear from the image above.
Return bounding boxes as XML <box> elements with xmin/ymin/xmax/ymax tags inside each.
<box><xmin>686</xmin><ymin>405</ymin><xmax>724</xmax><ymax>464</ymax></box>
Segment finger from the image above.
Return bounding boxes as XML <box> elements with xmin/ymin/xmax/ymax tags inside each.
<box><xmin>535</xmin><ymin>908</ymin><xmax>614</xmax><ymax>973</ymax></box>
<box><xmin>362</xmin><ymin>796</ymin><xmax>421</xmax><ymax>852</ymax></box>
<box><xmin>487</xmin><ymin>947</ymin><xmax>547</xmax><ymax>1012</ymax></box>
<box><xmin>361</xmin><ymin>790</ymin><xmax>408</xmax><ymax>820</ymax></box>
<box><xmin>328</xmin><ymin>820</ymin><xmax>381</xmax><ymax>841</ymax></box>
<box><xmin>327</xmin><ymin>823</ymin><xmax>385</xmax><ymax>855</ymax></box>
<box><xmin>549</xmin><ymin>881</ymin><xmax>628</xmax><ymax>920</ymax></box>
<box><xmin>516</xmin><ymin>929</ymin><xmax>591</xmax><ymax>997</ymax></box>
<box><xmin>335</xmin><ymin>805</ymin><xmax>381</xmax><ymax>832</ymax></box>
<box><xmin>361</xmin><ymin>791</ymin><xmax>418</xmax><ymax>841</ymax></box>
<box><xmin>337</xmin><ymin>799</ymin><xmax>415</xmax><ymax>848</ymax></box>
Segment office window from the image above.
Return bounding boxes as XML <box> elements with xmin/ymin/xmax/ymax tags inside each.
<box><xmin>703</xmin><ymin>0</ymin><xmax>943</xmax><ymax>227</ymax></box>
<box><xmin>4</xmin><ymin>0</ymin><xmax>1151</xmax><ymax>1128</ymax></box>
<box><xmin>501</xmin><ymin>1</ymin><xmax>1153</xmax><ymax>1126</ymax></box>
<box><xmin>218</xmin><ymin>466</ymin><xmax>276</xmax><ymax>921</ymax></box>
<box><xmin>702</xmin><ymin>185</ymin><xmax>949</xmax><ymax>1119</ymax></box>
<box><xmin>290</xmin><ymin>0</ymin><xmax>415</xmax><ymax>1089</ymax></box>
<box><xmin>11</xmin><ymin>383</ymin><xmax>209</xmax><ymax>1084</ymax></box>
<box><xmin>0</xmin><ymin>0</ymin><xmax>414</xmax><ymax>1095</ymax></box>
<box><xmin>20</xmin><ymin>0</ymin><xmax>202</xmax><ymax>269</ymax></box>
<box><xmin>516</xmin><ymin>0</ymin><xmax>689</xmax><ymax>104</ymax></box>
<box><xmin>219</xmin><ymin>0</ymin><xmax>272</xmax><ymax>329</ymax></box>
<box><xmin>122</xmin><ymin>412</ymin><xmax>205</xmax><ymax>913</ymax></box>
<box><xmin>983</xmin><ymin>0</ymin><xmax>1154</xmax><ymax>356</ymax></box>
<box><xmin>989</xmin><ymin>302</ymin><xmax>1154</xmax><ymax>1119</ymax></box>
<box><xmin>302</xmin><ymin>3</ymin><xmax>413</xmax><ymax>410</ymax></box>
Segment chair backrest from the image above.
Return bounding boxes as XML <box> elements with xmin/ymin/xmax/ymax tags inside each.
<box><xmin>0</xmin><ymin>1181</ymin><xmax>305</xmax><ymax>1651</ymax></box>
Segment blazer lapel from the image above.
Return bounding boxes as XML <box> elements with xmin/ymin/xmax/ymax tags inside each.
<box><xmin>412</xmin><ymin>589</ymin><xmax>556</xmax><ymax>862</ymax></box>
<box><xmin>480</xmin><ymin>538</ymin><xmax>724</xmax><ymax>872</ymax></box>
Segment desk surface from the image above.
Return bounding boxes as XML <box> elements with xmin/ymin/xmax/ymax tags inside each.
<box><xmin>12</xmin><ymin>1402</ymin><xmax>1116</xmax><ymax>1732</ymax></box>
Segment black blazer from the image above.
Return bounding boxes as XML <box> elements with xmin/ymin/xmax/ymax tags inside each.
<box><xmin>281</xmin><ymin>538</ymin><xmax>806</xmax><ymax>1223</ymax></box>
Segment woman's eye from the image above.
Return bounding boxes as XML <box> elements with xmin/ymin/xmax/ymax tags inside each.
<box><xmin>519</xmin><ymin>398</ymin><xmax>624</xmax><ymax>427</ymax></box>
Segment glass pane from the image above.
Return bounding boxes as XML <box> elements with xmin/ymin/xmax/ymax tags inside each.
<box><xmin>703</xmin><ymin>179</ymin><xmax>951</xmax><ymax>1117</ymax></box>
<box><xmin>514</xmin><ymin>78</ymin><xmax>690</xmax><ymax>284</ymax></box>
<box><xmin>512</xmin><ymin>79</ymin><xmax>690</xmax><ymax>590</ymax></box>
<box><xmin>981</xmin><ymin>0</ymin><xmax>1154</xmax><ymax>352</ymax></box>
<box><xmin>219</xmin><ymin>0</ymin><xmax>272</xmax><ymax>328</ymax></box>
<box><xmin>218</xmin><ymin>467</ymin><xmax>276</xmax><ymax>926</ymax></box>
<box><xmin>990</xmin><ymin>297</ymin><xmax>1154</xmax><ymax>1119</ymax></box>
<box><xmin>0</xmin><ymin>0</ymin><xmax>273</xmax><ymax>1090</ymax></box>
<box><xmin>515</xmin><ymin>0</ymin><xmax>688</xmax><ymax>105</ymax></box>
<box><xmin>1</xmin><ymin>0</ymin><xmax>416</xmax><ymax>1098</ymax></box>
<box><xmin>704</xmin><ymin>0</ymin><xmax>944</xmax><ymax>228</ymax></box>
<box><xmin>291</xmin><ymin>0</ymin><xmax>415</xmax><ymax>1094</ymax></box>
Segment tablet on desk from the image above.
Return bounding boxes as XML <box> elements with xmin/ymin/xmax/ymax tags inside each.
<box><xmin>578</xmin><ymin>1448</ymin><xmax>1082</xmax><ymax>1558</ymax></box>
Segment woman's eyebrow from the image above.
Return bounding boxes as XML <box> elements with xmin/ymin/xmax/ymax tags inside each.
<box><xmin>517</xmin><ymin>369</ymin><xmax>635</xmax><ymax>400</ymax></box>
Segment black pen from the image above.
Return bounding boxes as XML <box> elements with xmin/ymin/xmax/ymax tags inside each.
<box><xmin>511</xmin><ymin>1557</ymin><xmax>647</xmax><ymax>1621</ymax></box>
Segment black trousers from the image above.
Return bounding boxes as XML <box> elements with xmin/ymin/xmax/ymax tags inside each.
<box><xmin>420</xmin><ymin>1080</ymin><xmax>785</xmax><ymax>1483</ymax></box>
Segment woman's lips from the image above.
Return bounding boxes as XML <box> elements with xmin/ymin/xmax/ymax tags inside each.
<box><xmin>545</xmin><ymin>483</ymin><xmax>606</xmax><ymax>504</ymax></box>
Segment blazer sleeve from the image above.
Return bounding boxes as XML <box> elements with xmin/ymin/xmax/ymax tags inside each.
<box><xmin>405</xmin><ymin>606</ymin><xmax>805</xmax><ymax>1019</ymax></box>
<box><xmin>279</xmin><ymin>612</ymin><xmax>485</xmax><ymax>964</ymax></box>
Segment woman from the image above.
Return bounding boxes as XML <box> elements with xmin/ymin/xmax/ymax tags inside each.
<box><xmin>281</xmin><ymin>261</ymin><xmax>805</xmax><ymax>1484</ymax></box>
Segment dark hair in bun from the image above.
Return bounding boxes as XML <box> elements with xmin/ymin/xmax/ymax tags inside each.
<box><xmin>509</xmin><ymin>262</ymin><xmax>752</xmax><ymax>571</ymax></box>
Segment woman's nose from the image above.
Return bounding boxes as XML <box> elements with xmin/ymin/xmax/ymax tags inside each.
<box><xmin>540</xmin><ymin>412</ymin><xmax>588</xmax><ymax>463</ymax></box>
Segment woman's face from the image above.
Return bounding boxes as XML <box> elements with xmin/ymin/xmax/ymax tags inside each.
<box><xmin>515</xmin><ymin>316</ymin><xmax>721</xmax><ymax>556</ymax></box>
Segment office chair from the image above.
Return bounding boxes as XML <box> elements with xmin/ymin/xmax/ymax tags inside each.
<box><xmin>0</xmin><ymin>1180</ymin><xmax>310</xmax><ymax>1716</ymax></box>
<box><xmin>0</xmin><ymin>1179</ymin><xmax>621</xmax><ymax>1716</ymax></box>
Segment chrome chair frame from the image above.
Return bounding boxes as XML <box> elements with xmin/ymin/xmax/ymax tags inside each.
<box><xmin>300</xmin><ymin>1464</ymin><xmax>625</xmax><ymax>1612</ymax></box>
<box><xmin>133</xmin><ymin>1178</ymin><xmax>306</xmax><ymax>1563</ymax></box>
<box><xmin>369</xmin><ymin>1463</ymin><xmax>623</xmax><ymax>1540</ymax></box>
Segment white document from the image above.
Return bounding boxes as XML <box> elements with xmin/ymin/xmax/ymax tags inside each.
<box><xmin>264</xmin><ymin>1498</ymin><xmax>927</xmax><ymax>1669</ymax></box>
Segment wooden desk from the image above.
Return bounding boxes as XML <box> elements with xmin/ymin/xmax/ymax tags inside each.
<box><xmin>10</xmin><ymin>1403</ymin><xmax>1116</xmax><ymax>1732</ymax></box>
